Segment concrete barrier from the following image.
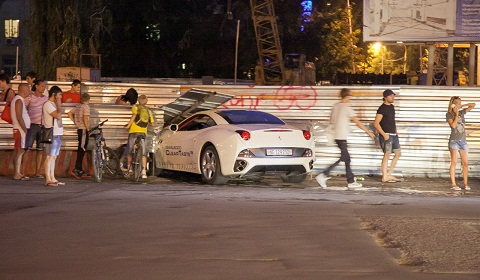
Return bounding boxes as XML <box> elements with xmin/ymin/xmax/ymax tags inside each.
<box><xmin>0</xmin><ymin>150</ymin><xmax>90</xmax><ymax>178</ymax></box>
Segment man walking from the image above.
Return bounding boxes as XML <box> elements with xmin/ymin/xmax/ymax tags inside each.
<box><xmin>373</xmin><ymin>89</ymin><xmax>401</xmax><ymax>183</ymax></box>
<box><xmin>11</xmin><ymin>84</ymin><xmax>31</xmax><ymax>180</ymax></box>
<box><xmin>316</xmin><ymin>88</ymin><xmax>374</xmax><ymax>189</ymax></box>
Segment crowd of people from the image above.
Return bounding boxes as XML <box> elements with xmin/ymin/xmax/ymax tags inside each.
<box><xmin>0</xmin><ymin>72</ymin><xmax>154</xmax><ymax>186</ymax></box>
<box><xmin>0</xmin><ymin>73</ymin><xmax>475</xmax><ymax>190</ymax></box>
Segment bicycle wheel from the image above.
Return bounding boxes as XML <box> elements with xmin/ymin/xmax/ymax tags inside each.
<box><xmin>133</xmin><ymin>145</ymin><xmax>143</xmax><ymax>181</ymax></box>
<box><xmin>91</xmin><ymin>147</ymin><xmax>103</xmax><ymax>183</ymax></box>
<box><xmin>102</xmin><ymin>146</ymin><xmax>121</xmax><ymax>178</ymax></box>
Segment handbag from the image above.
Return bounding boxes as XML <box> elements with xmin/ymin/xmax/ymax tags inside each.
<box><xmin>40</xmin><ymin>102</ymin><xmax>54</xmax><ymax>144</ymax></box>
<box><xmin>40</xmin><ymin>126</ymin><xmax>53</xmax><ymax>144</ymax></box>
<box><xmin>1</xmin><ymin>101</ymin><xmax>12</xmax><ymax>124</ymax></box>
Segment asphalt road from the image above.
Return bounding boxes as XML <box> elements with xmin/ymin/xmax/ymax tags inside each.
<box><xmin>0</xmin><ymin>174</ymin><xmax>479</xmax><ymax>280</ymax></box>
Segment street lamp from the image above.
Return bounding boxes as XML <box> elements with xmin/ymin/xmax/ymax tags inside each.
<box><xmin>372</xmin><ymin>42</ymin><xmax>384</xmax><ymax>74</ymax></box>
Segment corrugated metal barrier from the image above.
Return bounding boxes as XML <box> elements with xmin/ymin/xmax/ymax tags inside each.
<box><xmin>1</xmin><ymin>82</ymin><xmax>479</xmax><ymax>178</ymax></box>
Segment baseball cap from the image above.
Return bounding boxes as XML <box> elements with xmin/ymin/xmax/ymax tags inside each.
<box><xmin>383</xmin><ymin>89</ymin><xmax>395</xmax><ymax>98</ymax></box>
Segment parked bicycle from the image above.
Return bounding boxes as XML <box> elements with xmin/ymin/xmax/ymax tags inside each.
<box><xmin>89</xmin><ymin>119</ymin><xmax>121</xmax><ymax>182</ymax></box>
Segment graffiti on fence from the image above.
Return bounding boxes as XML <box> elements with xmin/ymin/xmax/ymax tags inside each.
<box><xmin>222</xmin><ymin>86</ymin><xmax>318</xmax><ymax>111</ymax></box>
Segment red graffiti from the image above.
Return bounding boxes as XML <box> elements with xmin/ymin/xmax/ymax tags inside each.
<box><xmin>222</xmin><ymin>86</ymin><xmax>318</xmax><ymax>111</ymax></box>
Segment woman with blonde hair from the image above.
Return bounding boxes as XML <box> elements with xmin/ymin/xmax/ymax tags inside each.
<box><xmin>446</xmin><ymin>96</ymin><xmax>475</xmax><ymax>191</ymax></box>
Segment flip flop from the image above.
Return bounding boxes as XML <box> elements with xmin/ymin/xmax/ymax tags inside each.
<box><xmin>35</xmin><ymin>174</ymin><xmax>45</xmax><ymax>179</ymax></box>
<box><xmin>54</xmin><ymin>181</ymin><xmax>66</xmax><ymax>186</ymax></box>
<box><xmin>45</xmin><ymin>182</ymin><xmax>58</xmax><ymax>187</ymax></box>
<box><xmin>382</xmin><ymin>179</ymin><xmax>397</xmax><ymax>183</ymax></box>
<box><xmin>14</xmin><ymin>176</ymin><xmax>30</xmax><ymax>181</ymax></box>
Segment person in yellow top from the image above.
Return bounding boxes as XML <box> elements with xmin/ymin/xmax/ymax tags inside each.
<box><xmin>124</xmin><ymin>94</ymin><xmax>155</xmax><ymax>178</ymax></box>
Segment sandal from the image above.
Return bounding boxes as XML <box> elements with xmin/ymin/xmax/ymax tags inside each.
<box><xmin>464</xmin><ymin>186</ymin><xmax>471</xmax><ymax>191</ymax></box>
<box><xmin>451</xmin><ymin>186</ymin><xmax>462</xmax><ymax>191</ymax></box>
<box><xmin>45</xmin><ymin>182</ymin><xmax>58</xmax><ymax>187</ymax></box>
<box><xmin>35</xmin><ymin>174</ymin><xmax>45</xmax><ymax>179</ymax></box>
<box><xmin>54</xmin><ymin>181</ymin><xmax>66</xmax><ymax>186</ymax></box>
<box><xmin>14</xmin><ymin>175</ymin><xmax>30</xmax><ymax>181</ymax></box>
<box><xmin>382</xmin><ymin>179</ymin><xmax>397</xmax><ymax>183</ymax></box>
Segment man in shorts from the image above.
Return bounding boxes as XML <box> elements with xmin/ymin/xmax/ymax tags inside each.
<box><xmin>125</xmin><ymin>94</ymin><xmax>155</xmax><ymax>179</ymax></box>
<box><xmin>373</xmin><ymin>89</ymin><xmax>401</xmax><ymax>183</ymax></box>
<box><xmin>11</xmin><ymin>84</ymin><xmax>31</xmax><ymax>180</ymax></box>
<box><xmin>25</xmin><ymin>80</ymin><xmax>48</xmax><ymax>178</ymax></box>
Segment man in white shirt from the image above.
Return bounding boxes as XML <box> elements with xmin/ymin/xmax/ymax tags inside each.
<box><xmin>316</xmin><ymin>88</ymin><xmax>374</xmax><ymax>189</ymax></box>
<box><xmin>11</xmin><ymin>84</ymin><xmax>31</xmax><ymax>180</ymax></box>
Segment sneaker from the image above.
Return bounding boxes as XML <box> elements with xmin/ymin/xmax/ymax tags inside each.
<box><xmin>451</xmin><ymin>186</ymin><xmax>462</xmax><ymax>191</ymax></box>
<box><xmin>70</xmin><ymin>169</ymin><xmax>83</xmax><ymax>179</ymax></box>
<box><xmin>464</xmin><ymin>186</ymin><xmax>471</xmax><ymax>191</ymax></box>
<box><xmin>348</xmin><ymin>181</ymin><xmax>363</xmax><ymax>189</ymax></box>
<box><xmin>315</xmin><ymin>173</ymin><xmax>331</xmax><ymax>188</ymax></box>
<box><xmin>141</xmin><ymin>170</ymin><xmax>147</xmax><ymax>179</ymax></box>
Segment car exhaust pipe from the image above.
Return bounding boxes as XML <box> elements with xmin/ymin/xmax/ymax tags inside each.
<box><xmin>234</xmin><ymin>160</ymin><xmax>248</xmax><ymax>172</ymax></box>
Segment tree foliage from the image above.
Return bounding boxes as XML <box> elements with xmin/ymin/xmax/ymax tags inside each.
<box><xmin>27</xmin><ymin>0</ymin><xmax>108</xmax><ymax>80</ymax></box>
<box><xmin>304</xmin><ymin>2</ymin><xmax>363</xmax><ymax>80</ymax></box>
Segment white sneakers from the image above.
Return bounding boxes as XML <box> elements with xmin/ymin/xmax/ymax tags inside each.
<box><xmin>315</xmin><ymin>173</ymin><xmax>331</xmax><ymax>188</ymax></box>
<box><xmin>316</xmin><ymin>173</ymin><xmax>363</xmax><ymax>189</ymax></box>
<box><xmin>348</xmin><ymin>181</ymin><xmax>363</xmax><ymax>189</ymax></box>
<box><xmin>141</xmin><ymin>170</ymin><xmax>147</xmax><ymax>179</ymax></box>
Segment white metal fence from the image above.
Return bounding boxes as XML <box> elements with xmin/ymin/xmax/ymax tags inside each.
<box><xmin>1</xmin><ymin>83</ymin><xmax>479</xmax><ymax>178</ymax></box>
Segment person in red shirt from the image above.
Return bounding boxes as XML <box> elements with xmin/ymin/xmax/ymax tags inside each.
<box><xmin>62</xmin><ymin>79</ymin><xmax>81</xmax><ymax>103</ymax></box>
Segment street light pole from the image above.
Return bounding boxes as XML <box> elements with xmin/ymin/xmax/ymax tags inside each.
<box><xmin>346</xmin><ymin>0</ymin><xmax>355</xmax><ymax>73</ymax></box>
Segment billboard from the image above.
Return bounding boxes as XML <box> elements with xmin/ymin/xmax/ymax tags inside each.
<box><xmin>363</xmin><ymin>0</ymin><xmax>480</xmax><ymax>42</ymax></box>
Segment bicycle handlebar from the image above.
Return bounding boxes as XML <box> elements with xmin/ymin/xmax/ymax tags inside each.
<box><xmin>88</xmin><ymin>119</ymin><xmax>108</xmax><ymax>134</ymax></box>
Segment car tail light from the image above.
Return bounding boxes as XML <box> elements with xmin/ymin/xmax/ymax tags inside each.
<box><xmin>237</xmin><ymin>149</ymin><xmax>255</xmax><ymax>158</ymax></box>
<box><xmin>236</xmin><ymin>130</ymin><xmax>251</xmax><ymax>140</ymax></box>
<box><xmin>303</xmin><ymin>130</ymin><xmax>311</xmax><ymax>140</ymax></box>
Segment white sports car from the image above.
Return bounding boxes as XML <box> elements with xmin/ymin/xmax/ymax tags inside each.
<box><xmin>154</xmin><ymin>109</ymin><xmax>315</xmax><ymax>184</ymax></box>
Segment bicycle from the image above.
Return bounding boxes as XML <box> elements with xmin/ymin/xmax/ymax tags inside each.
<box><xmin>89</xmin><ymin>119</ymin><xmax>121</xmax><ymax>183</ymax></box>
<box><xmin>125</xmin><ymin>133</ymin><xmax>146</xmax><ymax>182</ymax></box>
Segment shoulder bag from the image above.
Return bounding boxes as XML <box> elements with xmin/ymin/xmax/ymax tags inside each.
<box><xmin>1</xmin><ymin>89</ymin><xmax>13</xmax><ymax>124</ymax></box>
<box><xmin>40</xmin><ymin>102</ymin><xmax>54</xmax><ymax>144</ymax></box>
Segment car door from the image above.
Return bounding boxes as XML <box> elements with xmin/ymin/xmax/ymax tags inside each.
<box><xmin>163</xmin><ymin>114</ymin><xmax>216</xmax><ymax>173</ymax></box>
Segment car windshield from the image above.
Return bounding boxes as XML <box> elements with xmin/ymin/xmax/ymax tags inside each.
<box><xmin>217</xmin><ymin>110</ymin><xmax>285</xmax><ymax>125</ymax></box>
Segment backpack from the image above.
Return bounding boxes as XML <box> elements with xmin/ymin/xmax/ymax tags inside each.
<box><xmin>134</xmin><ymin>105</ymin><xmax>151</xmax><ymax>128</ymax></box>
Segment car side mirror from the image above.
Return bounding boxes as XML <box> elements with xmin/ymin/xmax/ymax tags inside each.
<box><xmin>169</xmin><ymin>124</ymin><xmax>178</xmax><ymax>131</ymax></box>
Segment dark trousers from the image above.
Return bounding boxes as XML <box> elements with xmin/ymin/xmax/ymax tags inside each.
<box><xmin>324</xmin><ymin>139</ymin><xmax>354</xmax><ymax>183</ymax></box>
<box><xmin>75</xmin><ymin>129</ymin><xmax>89</xmax><ymax>171</ymax></box>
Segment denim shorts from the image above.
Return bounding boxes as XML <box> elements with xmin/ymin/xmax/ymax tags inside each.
<box><xmin>126</xmin><ymin>133</ymin><xmax>147</xmax><ymax>156</ymax></box>
<box><xmin>25</xmin><ymin>123</ymin><xmax>44</xmax><ymax>150</ymax></box>
<box><xmin>449</xmin><ymin>140</ymin><xmax>468</xmax><ymax>151</ymax></box>
<box><xmin>379</xmin><ymin>134</ymin><xmax>401</xmax><ymax>153</ymax></box>
<box><xmin>44</xmin><ymin>135</ymin><xmax>62</xmax><ymax>156</ymax></box>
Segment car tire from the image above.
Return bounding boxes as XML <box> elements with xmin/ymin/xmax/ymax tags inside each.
<box><xmin>201</xmin><ymin>145</ymin><xmax>228</xmax><ymax>185</ymax></box>
<box><xmin>281</xmin><ymin>172</ymin><xmax>307</xmax><ymax>183</ymax></box>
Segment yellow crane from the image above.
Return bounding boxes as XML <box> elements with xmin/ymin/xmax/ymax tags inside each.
<box><xmin>249</xmin><ymin>0</ymin><xmax>286</xmax><ymax>85</ymax></box>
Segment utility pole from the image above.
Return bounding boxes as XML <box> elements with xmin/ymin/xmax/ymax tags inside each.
<box><xmin>346</xmin><ymin>0</ymin><xmax>355</xmax><ymax>73</ymax></box>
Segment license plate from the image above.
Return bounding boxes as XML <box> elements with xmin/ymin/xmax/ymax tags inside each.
<box><xmin>266</xmin><ymin>149</ymin><xmax>293</xmax><ymax>156</ymax></box>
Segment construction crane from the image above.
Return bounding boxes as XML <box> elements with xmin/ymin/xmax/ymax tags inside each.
<box><xmin>249</xmin><ymin>0</ymin><xmax>286</xmax><ymax>85</ymax></box>
<box><xmin>227</xmin><ymin>0</ymin><xmax>317</xmax><ymax>85</ymax></box>
<box><xmin>227</xmin><ymin>0</ymin><xmax>286</xmax><ymax>85</ymax></box>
